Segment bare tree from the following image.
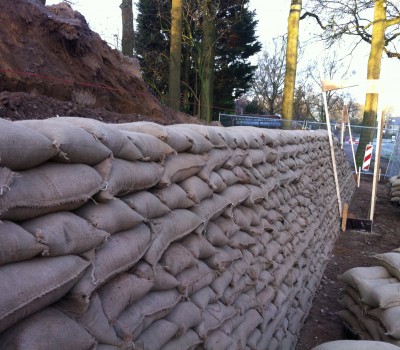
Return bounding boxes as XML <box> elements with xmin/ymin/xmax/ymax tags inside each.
<box><xmin>251</xmin><ymin>36</ymin><xmax>286</xmax><ymax>115</ymax></box>
<box><xmin>120</xmin><ymin>0</ymin><xmax>134</xmax><ymax>57</ymax></box>
<box><xmin>282</xmin><ymin>0</ymin><xmax>302</xmax><ymax>128</ymax></box>
<box><xmin>168</xmin><ymin>0</ymin><xmax>183</xmax><ymax>111</ymax></box>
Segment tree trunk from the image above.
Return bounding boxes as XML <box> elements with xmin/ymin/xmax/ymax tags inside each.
<box><xmin>282</xmin><ymin>0</ymin><xmax>302</xmax><ymax>129</ymax></box>
<box><xmin>355</xmin><ymin>0</ymin><xmax>387</xmax><ymax>166</ymax></box>
<box><xmin>168</xmin><ymin>0</ymin><xmax>183</xmax><ymax>111</ymax></box>
<box><xmin>120</xmin><ymin>0</ymin><xmax>134</xmax><ymax>57</ymax></box>
<box><xmin>200</xmin><ymin>0</ymin><xmax>216</xmax><ymax>124</ymax></box>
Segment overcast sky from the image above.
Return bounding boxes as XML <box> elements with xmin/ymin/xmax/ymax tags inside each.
<box><xmin>46</xmin><ymin>0</ymin><xmax>400</xmax><ymax>114</ymax></box>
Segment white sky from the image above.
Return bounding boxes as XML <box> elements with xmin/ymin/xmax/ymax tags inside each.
<box><xmin>46</xmin><ymin>0</ymin><xmax>400</xmax><ymax>114</ymax></box>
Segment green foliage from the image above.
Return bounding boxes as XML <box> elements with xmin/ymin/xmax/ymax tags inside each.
<box><xmin>135</xmin><ymin>0</ymin><xmax>261</xmax><ymax>118</ymax></box>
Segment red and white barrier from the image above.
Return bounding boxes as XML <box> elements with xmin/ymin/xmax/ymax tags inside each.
<box><xmin>362</xmin><ymin>144</ymin><xmax>373</xmax><ymax>171</ymax></box>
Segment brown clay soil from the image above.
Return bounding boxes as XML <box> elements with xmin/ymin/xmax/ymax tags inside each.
<box><xmin>296</xmin><ymin>177</ymin><xmax>400</xmax><ymax>349</ymax></box>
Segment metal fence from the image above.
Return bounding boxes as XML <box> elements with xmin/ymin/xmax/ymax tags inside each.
<box><xmin>219</xmin><ymin>114</ymin><xmax>399</xmax><ymax>178</ymax></box>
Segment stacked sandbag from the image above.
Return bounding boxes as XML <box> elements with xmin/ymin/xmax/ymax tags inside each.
<box><xmin>0</xmin><ymin>117</ymin><xmax>355</xmax><ymax>350</ymax></box>
<box><xmin>388</xmin><ymin>174</ymin><xmax>400</xmax><ymax>205</ymax></box>
<box><xmin>337</xmin><ymin>250</ymin><xmax>400</xmax><ymax>347</ymax></box>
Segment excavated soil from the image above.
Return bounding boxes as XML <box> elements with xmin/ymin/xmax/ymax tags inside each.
<box><xmin>297</xmin><ymin>177</ymin><xmax>400</xmax><ymax>349</ymax></box>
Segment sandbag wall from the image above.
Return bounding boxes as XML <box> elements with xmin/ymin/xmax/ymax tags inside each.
<box><xmin>337</xmin><ymin>251</ymin><xmax>400</xmax><ymax>347</ymax></box>
<box><xmin>0</xmin><ymin>117</ymin><xmax>356</xmax><ymax>350</ymax></box>
<box><xmin>388</xmin><ymin>174</ymin><xmax>400</xmax><ymax>205</ymax></box>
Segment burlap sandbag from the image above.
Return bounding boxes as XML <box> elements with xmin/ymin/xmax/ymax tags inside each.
<box><xmin>368</xmin><ymin>306</ymin><xmax>400</xmax><ymax>339</ymax></box>
<box><xmin>0</xmin><ymin>163</ymin><xmax>103</xmax><ymax>221</ymax></box>
<box><xmin>56</xmin><ymin>292</ymin><xmax>124</xmax><ymax>347</ymax></box>
<box><xmin>166</xmin><ymin>301</ymin><xmax>202</xmax><ymax>334</ymax></box>
<box><xmin>195</xmin><ymin>302</ymin><xmax>237</xmax><ymax>339</ymax></box>
<box><xmin>176</xmin><ymin>260</ymin><xmax>216</xmax><ymax>296</ymax></box>
<box><xmin>204</xmin><ymin>329</ymin><xmax>235</xmax><ymax>350</ymax></box>
<box><xmin>120</xmin><ymin>191</ymin><xmax>170</xmax><ymax>220</ymax></box>
<box><xmin>163</xmin><ymin>329</ymin><xmax>202</xmax><ymax>350</ymax></box>
<box><xmin>158</xmin><ymin>153</ymin><xmax>207</xmax><ymax>187</ymax></box>
<box><xmin>197</xmin><ymin>149</ymin><xmax>232</xmax><ymax>182</ymax></box>
<box><xmin>144</xmin><ymin>209</ymin><xmax>203</xmax><ymax>266</ymax></box>
<box><xmin>312</xmin><ymin>340</ymin><xmax>400</xmax><ymax>350</ymax></box>
<box><xmin>50</xmin><ymin>117</ymin><xmax>143</xmax><ymax>161</ymax></box>
<box><xmin>16</xmin><ymin>119</ymin><xmax>112</xmax><ymax>165</ymax></box>
<box><xmin>175</xmin><ymin>124</ymin><xmax>228</xmax><ymax>149</ymax></box>
<box><xmin>159</xmin><ymin>242</ymin><xmax>198</xmax><ymax>276</ymax></box>
<box><xmin>97</xmin><ymin>273</ymin><xmax>153</xmax><ymax>322</ymax></box>
<box><xmin>0</xmin><ymin>220</ymin><xmax>47</xmax><ymax>265</ymax></box>
<box><xmin>21</xmin><ymin>211</ymin><xmax>109</xmax><ymax>256</ymax></box>
<box><xmin>152</xmin><ymin>184</ymin><xmax>195</xmax><ymax>210</ymax></box>
<box><xmin>114</xmin><ymin>290</ymin><xmax>181</xmax><ymax>339</ymax></box>
<box><xmin>132</xmin><ymin>262</ymin><xmax>178</xmax><ymax>291</ymax></box>
<box><xmin>0</xmin><ymin>167</ymin><xmax>14</xmax><ymax>196</ymax></box>
<box><xmin>0</xmin><ymin>307</ymin><xmax>95</xmax><ymax>350</ymax></box>
<box><xmin>190</xmin><ymin>194</ymin><xmax>231</xmax><ymax>226</ymax></box>
<box><xmin>180</xmin><ymin>234</ymin><xmax>217</xmax><ymax>259</ymax></box>
<box><xmin>75</xmin><ymin>198</ymin><xmax>144</xmax><ymax>234</ymax></box>
<box><xmin>190</xmin><ymin>287</ymin><xmax>218</xmax><ymax>310</ymax></box>
<box><xmin>68</xmin><ymin>224</ymin><xmax>151</xmax><ymax>307</ymax></box>
<box><xmin>0</xmin><ymin>118</ymin><xmax>58</xmax><ymax>170</ymax></box>
<box><xmin>374</xmin><ymin>253</ymin><xmax>400</xmax><ymax>280</ymax></box>
<box><xmin>204</xmin><ymin>221</ymin><xmax>230</xmax><ymax>247</ymax></box>
<box><xmin>94</xmin><ymin>157</ymin><xmax>164</xmax><ymax>200</ymax></box>
<box><xmin>135</xmin><ymin>319</ymin><xmax>179</xmax><ymax>350</ymax></box>
<box><xmin>232</xmin><ymin>309</ymin><xmax>263</xmax><ymax>348</ymax></box>
<box><xmin>0</xmin><ymin>255</ymin><xmax>90</xmax><ymax>333</ymax></box>
<box><xmin>168</xmin><ymin>125</ymin><xmax>214</xmax><ymax>154</ymax></box>
<box><xmin>179</xmin><ymin>175</ymin><xmax>213</xmax><ymax>204</ymax></box>
<box><xmin>121</xmin><ymin>130</ymin><xmax>175</xmax><ymax>161</ymax></box>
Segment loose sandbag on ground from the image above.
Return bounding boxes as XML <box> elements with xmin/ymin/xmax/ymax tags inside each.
<box><xmin>50</xmin><ymin>117</ymin><xmax>144</xmax><ymax>161</ymax></box>
<box><xmin>97</xmin><ymin>273</ymin><xmax>153</xmax><ymax>322</ymax></box>
<box><xmin>0</xmin><ymin>220</ymin><xmax>47</xmax><ymax>265</ymax></box>
<box><xmin>312</xmin><ymin>340</ymin><xmax>400</xmax><ymax>350</ymax></box>
<box><xmin>68</xmin><ymin>224</ymin><xmax>151</xmax><ymax>306</ymax></box>
<box><xmin>75</xmin><ymin>198</ymin><xmax>144</xmax><ymax>234</ymax></box>
<box><xmin>0</xmin><ymin>307</ymin><xmax>95</xmax><ymax>350</ymax></box>
<box><xmin>121</xmin><ymin>130</ymin><xmax>175</xmax><ymax>161</ymax></box>
<box><xmin>21</xmin><ymin>211</ymin><xmax>109</xmax><ymax>256</ymax></box>
<box><xmin>0</xmin><ymin>163</ymin><xmax>104</xmax><ymax>221</ymax></box>
<box><xmin>94</xmin><ymin>158</ymin><xmax>164</xmax><ymax>200</ymax></box>
<box><xmin>374</xmin><ymin>252</ymin><xmax>400</xmax><ymax>280</ymax></box>
<box><xmin>338</xmin><ymin>266</ymin><xmax>392</xmax><ymax>290</ymax></box>
<box><xmin>0</xmin><ymin>255</ymin><xmax>90</xmax><ymax>333</ymax></box>
<box><xmin>120</xmin><ymin>191</ymin><xmax>170</xmax><ymax>220</ymax></box>
<box><xmin>144</xmin><ymin>209</ymin><xmax>203</xmax><ymax>266</ymax></box>
<box><xmin>16</xmin><ymin>119</ymin><xmax>112</xmax><ymax>165</ymax></box>
<box><xmin>0</xmin><ymin>118</ymin><xmax>58</xmax><ymax>170</ymax></box>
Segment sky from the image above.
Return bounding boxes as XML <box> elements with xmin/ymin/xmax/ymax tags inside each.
<box><xmin>46</xmin><ymin>0</ymin><xmax>400</xmax><ymax>115</ymax></box>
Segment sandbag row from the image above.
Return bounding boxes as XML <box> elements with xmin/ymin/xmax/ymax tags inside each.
<box><xmin>388</xmin><ymin>174</ymin><xmax>400</xmax><ymax>205</ymax></box>
<box><xmin>0</xmin><ymin>118</ymin><xmax>356</xmax><ymax>349</ymax></box>
<box><xmin>337</xmin><ymin>251</ymin><xmax>400</xmax><ymax>347</ymax></box>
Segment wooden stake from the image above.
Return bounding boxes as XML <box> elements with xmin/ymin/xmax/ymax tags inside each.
<box><xmin>358</xmin><ymin>167</ymin><xmax>361</xmax><ymax>187</ymax></box>
<box><xmin>341</xmin><ymin>203</ymin><xmax>349</xmax><ymax>232</ymax></box>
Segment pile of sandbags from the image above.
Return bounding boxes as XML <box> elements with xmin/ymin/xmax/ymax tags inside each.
<box><xmin>388</xmin><ymin>174</ymin><xmax>400</xmax><ymax>205</ymax></box>
<box><xmin>337</xmin><ymin>251</ymin><xmax>400</xmax><ymax>347</ymax></box>
<box><xmin>0</xmin><ymin>117</ymin><xmax>355</xmax><ymax>349</ymax></box>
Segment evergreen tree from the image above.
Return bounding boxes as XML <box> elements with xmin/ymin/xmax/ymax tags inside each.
<box><xmin>135</xmin><ymin>0</ymin><xmax>261</xmax><ymax>119</ymax></box>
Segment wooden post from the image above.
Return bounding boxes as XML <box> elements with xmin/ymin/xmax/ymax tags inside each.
<box><xmin>322</xmin><ymin>91</ymin><xmax>342</xmax><ymax>216</ymax></box>
<box><xmin>358</xmin><ymin>167</ymin><xmax>361</xmax><ymax>187</ymax></box>
<box><xmin>370</xmin><ymin>110</ymin><xmax>385</xmax><ymax>221</ymax></box>
<box><xmin>341</xmin><ymin>203</ymin><xmax>349</xmax><ymax>232</ymax></box>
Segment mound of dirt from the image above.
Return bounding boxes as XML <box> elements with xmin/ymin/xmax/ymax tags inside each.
<box><xmin>0</xmin><ymin>0</ymin><xmax>196</xmax><ymax>124</ymax></box>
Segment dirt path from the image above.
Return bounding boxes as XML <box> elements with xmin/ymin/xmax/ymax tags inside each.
<box><xmin>296</xmin><ymin>177</ymin><xmax>400</xmax><ymax>350</ymax></box>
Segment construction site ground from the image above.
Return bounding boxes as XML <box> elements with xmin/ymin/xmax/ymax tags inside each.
<box><xmin>296</xmin><ymin>176</ymin><xmax>400</xmax><ymax>349</ymax></box>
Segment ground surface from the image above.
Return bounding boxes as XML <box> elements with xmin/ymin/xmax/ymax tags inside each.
<box><xmin>296</xmin><ymin>177</ymin><xmax>400</xmax><ymax>349</ymax></box>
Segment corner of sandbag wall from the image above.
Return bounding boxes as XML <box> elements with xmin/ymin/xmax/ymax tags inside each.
<box><xmin>0</xmin><ymin>117</ymin><xmax>356</xmax><ymax>350</ymax></box>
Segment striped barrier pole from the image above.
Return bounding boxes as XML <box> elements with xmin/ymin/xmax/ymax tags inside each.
<box><xmin>362</xmin><ymin>144</ymin><xmax>373</xmax><ymax>171</ymax></box>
